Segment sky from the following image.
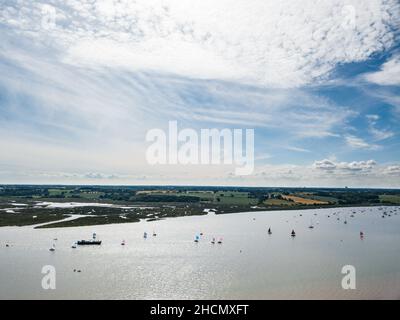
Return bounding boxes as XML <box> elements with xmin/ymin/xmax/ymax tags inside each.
<box><xmin>0</xmin><ymin>0</ymin><xmax>399</xmax><ymax>187</ymax></box>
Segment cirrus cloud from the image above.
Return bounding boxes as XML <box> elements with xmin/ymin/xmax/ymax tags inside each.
<box><xmin>0</xmin><ymin>0</ymin><xmax>399</xmax><ymax>87</ymax></box>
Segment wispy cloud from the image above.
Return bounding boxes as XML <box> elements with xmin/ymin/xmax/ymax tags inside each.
<box><xmin>345</xmin><ymin>135</ymin><xmax>380</xmax><ymax>150</ymax></box>
<box><xmin>364</xmin><ymin>54</ymin><xmax>400</xmax><ymax>86</ymax></box>
<box><xmin>285</xmin><ymin>146</ymin><xmax>311</xmax><ymax>153</ymax></box>
<box><xmin>366</xmin><ymin>114</ymin><xmax>395</xmax><ymax>141</ymax></box>
<box><xmin>0</xmin><ymin>0</ymin><xmax>399</xmax><ymax>187</ymax></box>
<box><xmin>1</xmin><ymin>0</ymin><xmax>398</xmax><ymax>87</ymax></box>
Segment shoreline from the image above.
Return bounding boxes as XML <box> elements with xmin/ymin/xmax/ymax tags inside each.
<box><xmin>0</xmin><ymin>202</ymin><xmax>397</xmax><ymax>229</ymax></box>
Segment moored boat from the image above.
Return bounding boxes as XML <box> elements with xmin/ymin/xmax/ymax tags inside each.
<box><xmin>77</xmin><ymin>240</ymin><xmax>102</xmax><ymax>245</ymax></box>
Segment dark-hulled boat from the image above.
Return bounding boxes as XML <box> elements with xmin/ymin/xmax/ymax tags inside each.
<box><xmin>77</xmin><ymin>240</ymin><xmax>102</xmax><ymax>245</ymax></box>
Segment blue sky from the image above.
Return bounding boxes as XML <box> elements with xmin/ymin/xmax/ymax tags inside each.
<box><xmin>0</xmin><ymin>0</ymin><xmax>399</xmax><ymax>187</ymax></box>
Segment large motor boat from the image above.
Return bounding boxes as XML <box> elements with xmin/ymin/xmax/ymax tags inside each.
<box><xmin>77</xmin><ymin>232</ymin><xmax>102</xmax><ymax>245</ymax></box>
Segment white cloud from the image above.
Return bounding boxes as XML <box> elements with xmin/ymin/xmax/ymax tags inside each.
<box><xmin>0</xmin><ymin>0</ymin><xmax>398</xmax><ymax>87</ymax></box>
<box><xmin>366</xmin><ymin>114</ymin><xmax>380</xmax><ymax>121</ymax></box>
<box><xmin>340</xmin><ymin>160</ymin><xmax>377</xmax><ymax>171</ymax></box>
<box><xmin>365</xmin><ymin>114</ymin><xmax>395</xmax><ymax>141</ymax></box>
<box><xmin>0</xmin><ymin>1</ymin><xmax>399</xmax><ymax>187</ymax></box>
<box><xmin>383</xmin><ymin>165</ymin><xmax>400</xmax><ymax>175</ymax></box>
<box><xmin>313</xmin><ymin>159</ymin><xmax>337</xmax><ymax>170</ymax></box>
<box><xmin>369</xmin><ymin>127</ymin><xmax>395</xmax><ymax>141</ymax></box>
<box><xmin>285</xmin><ymin>146</ymin><xmax>311</xmax><ymax>153</ymax></box>
<box><xmin>364</xmin><ymin>55</ymin><xmax>400</xmax><ymax>86</ymax></box>
<box><xmin>345</xmin><ymin>135</ymin><xmax>380</xmax><ymax>150</ymax></box>
<box><xmin>314</xmin><ymin>158</ymin><xmax>377</xmax><ymax>172</ymax></box>
<box><xmin>0</xmin><ymin>155</ymin><xmax>398</xmax><ymax>187</ymax></box>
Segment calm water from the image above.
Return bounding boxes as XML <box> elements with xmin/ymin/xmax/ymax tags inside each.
<box><xmin>0</xmin><ymin>206</ymin><xmax>399</xmax><ymax>299</ymax></box>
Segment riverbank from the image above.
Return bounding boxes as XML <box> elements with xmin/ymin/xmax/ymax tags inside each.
<box><xmin>1</xmin><ymin>198</ymin><xmax>399</xmax><ymax>229</ymax></box>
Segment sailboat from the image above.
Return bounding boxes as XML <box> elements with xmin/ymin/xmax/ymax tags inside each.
<box><xmin>194</xmin><ymin>235</ymin><xmax>200</xmax><ymax>243</ymax></box>
<box><xmin>71</xmin><ymin>242</ymin><xmax>77</xmax><ymax>249</ymax></box>
<box><xmin>152</xmin><ymin>231</ymin><xmax>157</xmax><ymax>237</ymax></box>
<box><xmin>268</xmin><ymin>228</ymin><xmax>272</xmax><ymax>235</ymax></box>
<box><xmin>143</xmin><ymin>232</ymin><xmax>147</xmax><ymax>239</ymax></box>
<box><xmin>211</xmin><ymin>237</ymin><xmax>216</xmax><ymax>244</ymax></box>
<box><xmin>291</xmin><ymin>230</ymin><xmax>296</xmax><ymax>237</ymax></box>
<box><xmin>308</xmin><ymin>219</ymin><xmax>314</xmax><ymax>229</ymax></box>
<box><xmin>121</xmin><ymin>240</ymin><xmax>125</xmax><ymax>246</ymax></box>
<box><xmin>217</xmin><ymin>237</ymin><xmax>223</xmax><ymax>244</ymax></box>
<box><xmin>49</xmin><ymin>243</ymin><xmax>56</xmax><ymax>252</ymax></box>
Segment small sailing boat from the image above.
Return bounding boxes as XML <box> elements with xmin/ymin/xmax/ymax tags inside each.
<box><xmin>268</xmin><ymin>228</ymin><xmax>272</xmax><ymax>235</ymax></box>
<box><xmin>143</xmin><ymin>232</ymin><xmax>147</xmax><ymax>239</ymax></box>
<box><xmin>217</xmin><ymin>237</ymin><xmax>223</xmax><ymax>244</ymax></box>
<box><xmin>360</xmin><ymin>231</ymin><xmax>364</xmax><ymax>239</ymax></box>
<box><xmin>71</xmin><ymin>242</ymin><xmax>77</xmax><ymax>249</ymax></box>
<box><xmin>49</xmin><ymin>243</ymin><xmax>56</xmax><ymax>252</ymax></box>
<box><xmin>121</xmin><ymin>240</ymin><xmax>125</xmax><ymax>246</ymax></box>
<box><xmin>152</xmin><ymin>231</ymin><xmax>157</xmax><ymax>237</ymax></box>
<box><xmin>308</xmin><ymin>219</ymin><xmax>314</xmax><ymax>229</ymax></box>
<box><xmin>194</xmin><ymin>235</ymin><xmax>200</xmax><ymax>243</ymax></box>
<box><xmin>211</xmin><ymin>237</ymin><xmax>216</xmax><ymax>244</ymax></box>
<box><xmin>291</xmin><ymin>230</ymin><xmax>296</xmax><ymax>237</ymax></box>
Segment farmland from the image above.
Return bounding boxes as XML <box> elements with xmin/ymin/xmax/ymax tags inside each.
<box><xmin>0</xmin><ymin>185</ymin><xmax>399</xmax><ymax>228</ymax></box>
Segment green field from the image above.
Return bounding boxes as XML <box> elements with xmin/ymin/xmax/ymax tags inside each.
<box><xmin>380</xmin><ymin>195</ymin><xmax>400</xmax><ymax>204</ymax></box>
<box><xmin>146</xmin><ymin>190</ymin><xmax>257</xmax><ymax>205</ymax></box>
<box><xmin>211</xmin><ymin>191</ymin><xmax>257</xmax><ymax>205</ymax></box>
<box><xmin>296</xmin><ymin>193</ymin><xmax>339</xmax><ymax>204</ymax></box>
<box><xmin>1</xmin><ymin>186</ymin><xmax>399</xmax><ymax>228</ymax></box>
